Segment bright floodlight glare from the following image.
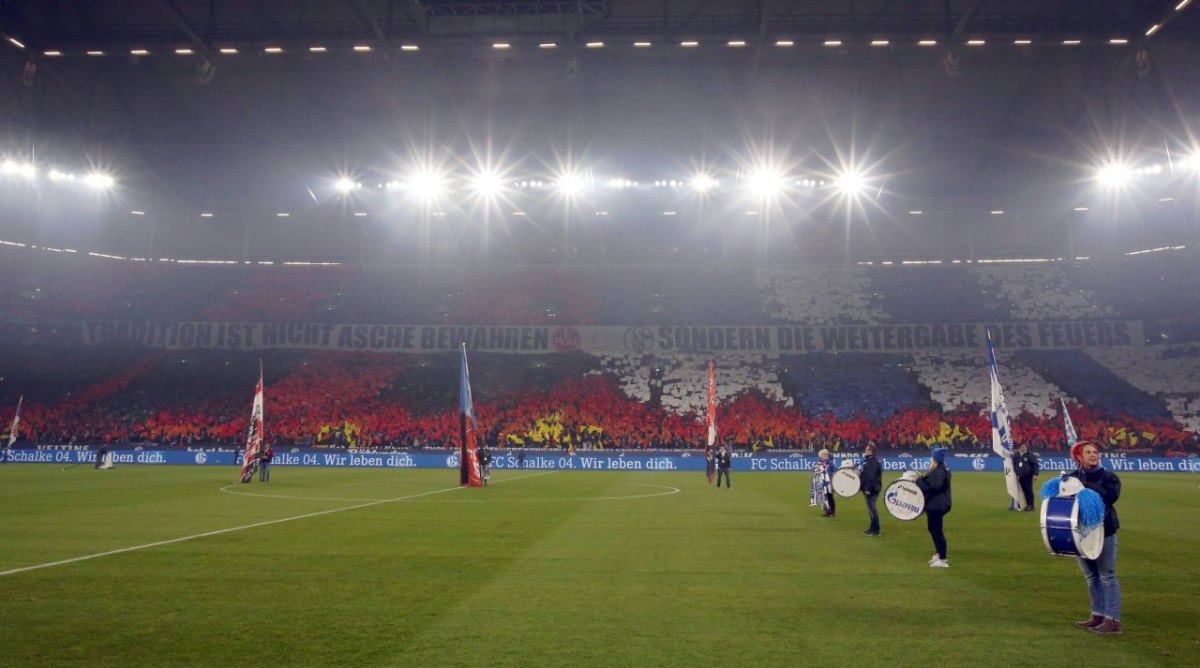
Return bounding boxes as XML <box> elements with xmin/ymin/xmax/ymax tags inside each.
<box><xmin>83</xmin><ymin>172</ymin><xmax>115</xmax><ymax>189</ymax></box>
<box><xmin>1095</xmin><ymin>162</ymin><xmax>1133</xmax><ymax>188</ymax></box>
<box><xmin>690</xmin><ymin>174</ymin><xmax>717</xmax><ymax>192</ymax></box>
<box><xmin>406</xmin><ymin>170</ymin><xmax>447</xmax><ymax>200</ymax></box>
<box><xmin>470</xmin><ymin>171</ymin><xmax>504</xmax><ymax>197</ymax></box>
<box><xmin>555</xmin><ymin>172</ymin><xmax>587</xmax><ymax>195</ymax></box>
<box><xmin>746</xmin><ymin>169</ymin><xmax>786</xmax><ymax>198</ymax></box>
<box><xmin>334</xmin><ymin>177</ymin><xmax>359</xmax><ymax>194</ymax></box>
<box><xmin>834</xmin><ymin>169</ymin><xmax>867</xmax><ymax>196</ymax></box>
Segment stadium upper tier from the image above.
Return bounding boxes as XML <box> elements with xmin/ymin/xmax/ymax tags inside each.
<box><xmin>0</xmin><ymin>245</ymin><xmax>1196</xmax><ymax>330</ymax></box>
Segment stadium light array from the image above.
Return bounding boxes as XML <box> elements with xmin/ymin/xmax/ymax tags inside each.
<box><xmin>834</xmin><ymin>169</ymin><xmax>867</xmax><ymax>196</ymax></box>
<box><xmin>554</xmin><ymin>172</ymin><xmax>588</xmax><ymax>195</ymax></box>
<box><xmin>334</xmin><ymin>177</ymin><xmax>360</xmax><ymax>194</ymax></box>
<box><xmin>1095</xmin><ymin>162</ymin><xmax>1134</xmax><ymax>188</ymax></box>
<box><xmin>744</xmin><ymin>169</ymin><xmax>787</xmax><ymax>198</ymax></box>
<box><xmin>469</xmin><ymin>170</ymin><xmax>505</xmax><ymax>198</ymax></box>
<box><xmin>1</xmin><ymin>159</ymin><xmax>35</xmax><ymax>179</ymax></box>
<box><xmin>82</xmin><ymin>172</ymin><xmax>115</xmax><ymax>190</ymax></box>
<box><xmin>690</xmin><ymin>174</ymin><xmax>718</xmax><ymax>193</ymax></box>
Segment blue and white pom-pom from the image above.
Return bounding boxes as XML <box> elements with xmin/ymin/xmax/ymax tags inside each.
<box><xmin>1039</xmin><ymin>476</ymin><xmax>1062</xmax><ymax>500</ymax></box>
<box><xmin>1074</xmin><ymin>488</ymin><xmax>1106</xmax><ymax>534</ymax></box>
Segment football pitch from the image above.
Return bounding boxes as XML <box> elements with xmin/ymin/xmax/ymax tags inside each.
<box><xmin>0</xmin><ymin>465</ymin><xmax>1196</xmax><ymax>667</ymax></box>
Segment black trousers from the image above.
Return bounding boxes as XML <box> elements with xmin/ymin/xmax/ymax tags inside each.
<box><xmin>716</xmin><ymin>468</ymin><xmax>730</xmax><ymax>488</ymax></box>
<box><xmin>865</xmin><ymin>492</ymin><xmax>880</xmax><ymax>532</ymax></box>
<box><xmin>926</xmin><ymin>510</ymin><xmax>948</xmax><ymax>560</ymax></box>
<box><xmin>1018</xmin><ymin>475</ymin><xmax>1035</xmax><ymax>508</ymax></box>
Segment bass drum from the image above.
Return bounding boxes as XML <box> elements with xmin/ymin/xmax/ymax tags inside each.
<box><xmin>883</xmin><ymin>479</ymin><xmax>926</xmax><ymax>521</ymax></box>
<box><xmin>831</xmin><ymin>468</ymin><xmax>861</xmax><ymax>498</ymax></box>
<box><xmin>1041</xmin><ymin>495</ymin><xmax>1104</xmax><ymax>560</ymax></box>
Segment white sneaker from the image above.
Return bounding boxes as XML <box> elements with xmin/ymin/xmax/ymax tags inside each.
<box><xmin>930</xmin><ymin>559</ymin><xmax>950</xmax><ymax>568</ymax></box>
<box><xmin>929</xmin><ymin>554</ymin><xmax>940</xmax><ymax>564</ymax></box>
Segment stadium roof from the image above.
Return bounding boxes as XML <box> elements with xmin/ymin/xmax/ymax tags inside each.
<box><xmin>1</xmin><ymin>1</ymin><xmax>1198</xmax><ymax>265</ymax></box>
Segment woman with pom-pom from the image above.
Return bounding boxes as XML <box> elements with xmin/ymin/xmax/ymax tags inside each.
<box><xmin>1069</xmin><ymin>441</ymin><xmax>1123</xmax><ymax>634</ymax></box>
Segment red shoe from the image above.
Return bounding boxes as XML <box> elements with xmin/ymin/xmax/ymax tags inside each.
<box><xmin>1074</xmin><ymin>615</ymin><xmax>1104</xmax><ymax>629</ymax></box>
<box><xmin>1089</xmin><ymin>619</ymin><xmax>1123</xmax><ymax>635</ymax></box>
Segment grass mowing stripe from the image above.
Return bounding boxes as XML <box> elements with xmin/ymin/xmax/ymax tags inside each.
<box><xmin>0</xmin><ymin>469</ymin><xmax>549</xmax><ymax>578</ymax></box>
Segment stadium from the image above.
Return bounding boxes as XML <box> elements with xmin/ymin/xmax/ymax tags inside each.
<box><xmin>1</xmin><ymin>1</ymin><xmax>1198</xmax><ymax>666</ymax></box>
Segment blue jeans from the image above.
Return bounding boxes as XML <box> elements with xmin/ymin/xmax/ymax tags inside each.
<box><xmin>864</xmin><ymin>492</ymin><xmax>880</xmax><ymax>533</ymax></box>
<box><xmin>1077</xmin><ymin>534</ymin><xmax>1120</xmax><ymax>620</ymax></box>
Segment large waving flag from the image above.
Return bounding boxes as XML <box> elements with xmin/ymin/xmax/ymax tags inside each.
<box><xmin>1060</xmin><ymin>397</ymin><xmax>1078</xmax><ymax>447</ymax></box>
<box><xmin>5</xmin><ymin>395</ymin><xmax>21</xmax><ymax>458</ymax></box>
<box><xmin>705</xmin><ymin>359</ymin><xmax>717</xmax><ymax>484</ymax></box>
<box><xmin>239</xmin><ymin>370</ymin><xmax>264</xmax><ymax>483</ymax></box>
<box><xmin>987</xmin><ymin>330</ymin><xmax>1026</xmax><ymax>509</ymax></box>
<box><xmin>459</xmin><ymin>344</ymin><xmax>483</xmax><ymax>487</ymax></box>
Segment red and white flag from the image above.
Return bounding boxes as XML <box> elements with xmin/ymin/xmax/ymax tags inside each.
<box><xmin>705</xmin><ymin>360</ymin><xmax>717</xmax><ymax>484</ymax></box>
<box><xmin>6</xmin><ymin>395</ymin><xmax>21</xmax><ymax>450</ymax></box>
<box><xmin>459</xmin><ymin>344</ymin><xmax>482</xmax><ymax>487</ymax></box>
<box><xmin>240</xmin><ymin>373</ymin><xmax>264</xmax><ymax>483</ymax></box>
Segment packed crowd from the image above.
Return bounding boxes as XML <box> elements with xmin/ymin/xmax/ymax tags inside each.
<box><xmin>3</xmin><ymin>350</ymin><xmax>1195</xmax><ymax>455</ymax></box>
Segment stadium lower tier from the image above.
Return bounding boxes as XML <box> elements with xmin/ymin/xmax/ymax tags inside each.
<box><xmin>1</xmin><ymin>346</ymin><xmax>1196</xmax><ymax>454</ymax></box>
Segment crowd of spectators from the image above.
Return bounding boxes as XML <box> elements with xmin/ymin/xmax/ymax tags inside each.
<box><xmin>2</xmin><ymin>348</ymin><xmax>1195</xmax><ymax>455</ymax></box>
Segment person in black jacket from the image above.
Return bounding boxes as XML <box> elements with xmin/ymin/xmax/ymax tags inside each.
<box><xmin>1012</xmin><ymin>443</ymin><xmax>1040</xmax><ymax>511</ymax></box>
<box><xmin>715</xmin><ymin>445</ymin><xmax>732</xmax><ymax>489</ymax></box>
<box><xmin>860</xmin><ymin>444</ymin><xmax>883</xmax><ymax>536</ymax></box>
<box><xmin>479</xmin><ymin>445</ymin><xmax>492</xmax><ymax>486</ymax></box>
<box><xmin>917</xmin><ymin>447</ymin><xmax>952</xmax><ymax>568</ymax></box>
<box><xmin>1068</xmin><ymin>441</ymin><xmax>1123</xmax><ymax>635</ymax></box>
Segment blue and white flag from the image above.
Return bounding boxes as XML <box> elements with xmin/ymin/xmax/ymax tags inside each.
<box><xmin>987</xmin><ymin>331</ymin><xmax>1025</xmax><ymax>509</ymax></box>
<box><xmin>1060</xmin><ymin>397</ymin><xmax>1078</xmax><ymax>447</ymax></box>
<box><xmin>459</xmin><ymin>344</ymin><xmax>482</xmax><ymax>487</ymax></box>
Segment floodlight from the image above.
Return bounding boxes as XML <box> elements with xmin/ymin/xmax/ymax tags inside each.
<box><xmin>1095</xmin><ymin>162</ymin><xmax>1133</xmax><ymax>188</ymax></box>
<box><xmin>334</xmin><ymin>178</ymin><xmax>359</xmax><ymax>194</ymax></box>
<box><xmin>1</xmin><ymin>160</ymin><xmax>34</xmax><ymax>179</ymax></box>
<box><xmin>690</xmin><ymin>174</ymin><xmax>717</xmax><ymax>193</ymax></box>
<box><xmin>834</xmin><ymin>169</ymin><xmax>867</xmax><ymax>196</ymax></box>
<box><xmin>83</xmin><ymin>172</ymin><xmax>115</xmax><ymax>189</ymax></box>
<box><xmin>555</xmin><ymin>172</ymin><xmax>587</xmax><ymax>195</ymax></box>
<box><xmin>407</xmin><ymin>169</ymin><xmax>447</xmax><ymax>200</ymax></box>
<box><xmin>470</xmin><ymin>170</ymin><xmax>505</xmax><ymax>197</ymax></box>
<box><xmin>745</xmin><ymin>169</ymin><xmax>786</xmax><ymax>198</ymax></box>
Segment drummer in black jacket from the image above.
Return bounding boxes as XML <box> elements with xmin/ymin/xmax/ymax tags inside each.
<box><xmin>860</xmin><ymin>444</ymin><xmax>883</xmax><ymax>536</ymax></box>
<box><xmin>1068</xmin><ymin>441</ymin><xmax>1123</xmax><ymax>635</ymax></box>
<box><xmin>916</xmin><ymin>447</ymin><xmax>952</xmax><ymax>568</ymax></box>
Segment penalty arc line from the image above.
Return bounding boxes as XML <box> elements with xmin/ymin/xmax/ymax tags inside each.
<box><xmin>0</xmin><ymin>470</ymin><xmax>550</xmax><ymax>578</ymax></box>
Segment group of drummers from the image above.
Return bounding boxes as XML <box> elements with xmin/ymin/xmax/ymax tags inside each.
<box><xmin>809</xmin><ymin>440</ymin><xmax>1123</xmax><ymax>635</ymax></box>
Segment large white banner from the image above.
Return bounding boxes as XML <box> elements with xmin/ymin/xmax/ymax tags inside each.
<box><xmin>81</xmin><ymin>320</ymin><xmax>1144</xmax><ymax>355</ymax></box>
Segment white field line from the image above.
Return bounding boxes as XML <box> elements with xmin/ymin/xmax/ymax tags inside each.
<box><xmin>0</xmin><ymin>470</ymin><xmax>550</xmax><ymax>578</ymax></box>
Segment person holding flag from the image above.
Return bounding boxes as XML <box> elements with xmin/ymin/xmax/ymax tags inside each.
<box><xmin>3</xmin><ymin>396</ymin><xmax>20</xmax><ymax>464</ymax></box>
<box><xmin>987</xmin><ymin>330</ymin><xmax>1026</xmax><ymax>510</ymax></box>
<box><xmin>459</xmin><ymin>344</ymin><xmax>483</xmax><ymax>488</ymax></box>
<box><xmin>704</xmin><ymin>359</ymin><xmax>717</xmax><ymax>485</ymax></box>
<box><xmin>1013</xmin><ymin>443</ymin><xmax>1040</xmax><ymax>511</ymax></box>
<box><xmin>239</xmin><ymin>368</ymin><xmax>264</xmax><ymax>484</ymax></box>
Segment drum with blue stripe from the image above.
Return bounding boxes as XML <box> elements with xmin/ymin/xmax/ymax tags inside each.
<box><xmin>1040</xmin><ymin>493</ymin><xmax>1103</xmax><ymax>560</ymax></box>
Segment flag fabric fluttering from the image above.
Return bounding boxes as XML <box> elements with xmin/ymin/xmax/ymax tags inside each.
<box><xmin>459</xmin><ymin>344</ymin><xmax>483</xmax><ymax>487</ymax></box>
<box><xmin>5</xmin><ymin>395</ymin><xmax>21</xmax><ymax>459</ymax></box>
<box><xmin>705</xmin><ymin>359</ymin><xmax>717</xmax><ymax>485</ymax></box>
<box><xmin>986</xmin><ymin>331</ymin><xmax>1026</xmax><ymax>509</ymax></box>
<box><xmin>239</xmin><ymin>372</ymin><xmax>264</xmax><ymax>483</ymax></box>
<box><xmin>1060</xmin><ymin>397</ymin><xmax>1079</xmax><ymax>447</ymax></box>
<box><xmin>7</xmin><ymin>395</ymin><xmax>21</xmax><ymax>447</ymax></box>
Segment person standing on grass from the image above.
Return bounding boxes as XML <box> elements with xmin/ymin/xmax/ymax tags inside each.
<box><xmin>479</xmin><ymin>444</ymin><xmax>492</xmax><ymax>486</ymax></box>
<box><xmin>817</xmin><ymin>449</ymin><xmax>835</xmax><ymax>516</ymax></box>
<box><xmin>1013</xmin><ymin>443</ymin><xmax>1040</xmax><ymax>511</ymax></box>
<box><xmin>1069</xmin><ymin>441</ymin><xmax>1123</xmax><ymax>635</ymax></box>
<box><xmin>917</xmin><ymin>448</ymin><xmax>951</xmax><ymax>568</ymax></box>
<box><xmin>259</xmin><ymin>444</ymin><xmax>273</xmax><ymax>482</ymax></box>
<box><xmin>860</xmin><ymin>444</ymin><xmax>883</xmax><ymax>536</ymax></box>
<box><xmin>715</xmin><ymin>445</ymin><xmax>732</xmax><ymax>489</ymax></box>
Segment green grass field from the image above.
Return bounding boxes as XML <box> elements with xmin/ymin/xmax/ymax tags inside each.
<box><xmin>0</xmin><ymin>465</ymin><xmax>1197</xmax><ymax>667</ymax></box>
